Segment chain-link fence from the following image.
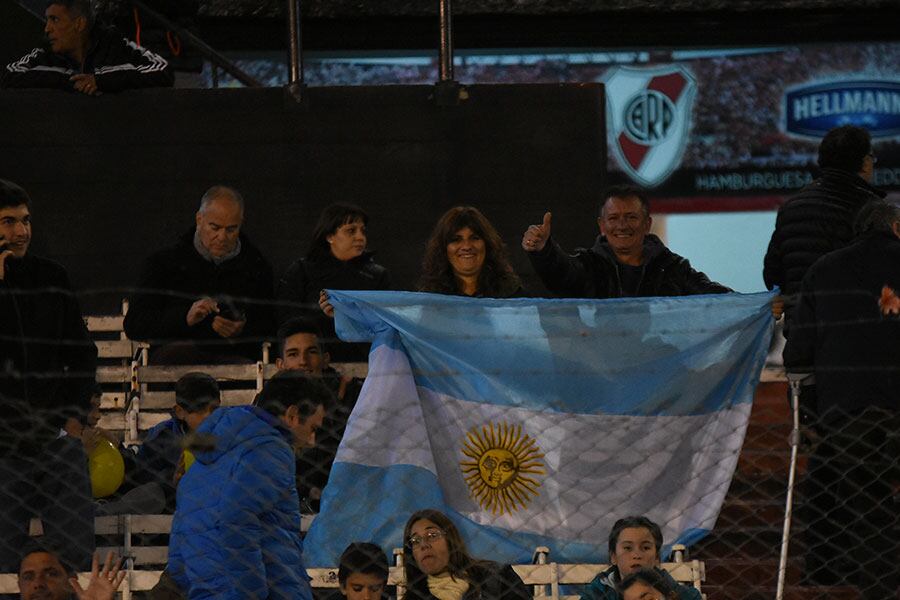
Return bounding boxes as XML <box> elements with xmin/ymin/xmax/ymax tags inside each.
<box><xmin>1</xmin><ymin>283</ymin><xmax>898</xmax><ymax>600</ymax></box>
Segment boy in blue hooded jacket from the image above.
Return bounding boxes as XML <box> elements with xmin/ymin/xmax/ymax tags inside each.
<box><xmin>167</xmin><ymin>371</ymin><xmax>330</xmax><ymax>600</ymax></box>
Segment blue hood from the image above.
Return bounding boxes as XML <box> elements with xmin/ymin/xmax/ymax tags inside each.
<box><xmin>193</xmin><ymin>406</ymin><xmax>293</xmax><ymax>466</ymax></box>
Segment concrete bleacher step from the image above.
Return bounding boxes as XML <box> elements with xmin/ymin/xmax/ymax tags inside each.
<box><xmin>717</xmin><ymin>496</ymin><xmax>785</xmax><ymax>529</ymax></box>
<box><xmin>701</xmin><ymin>584</ymin><xmax>862</xmax><ymax>600</ymax></box>
<box><xmin>703</xmin><ymin>557</ymin><xmax>802</xmax><ymax>588</ymax></box>
<box><xmin>701</xmin><ymin>381</ymin><xmax>795</xmax><ymax>596</ymax></box>
<box><xmin>694</xmin><ymin>528</ymin><xmax>788</xmax><ymax>560</ymax></box>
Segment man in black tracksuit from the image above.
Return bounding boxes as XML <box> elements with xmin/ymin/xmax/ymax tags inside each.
<box><xmin>0</xmin><ymin>179</ymin><xmax>97</xmax><ymax>572</ymax></box>
<box><xmin>1</xmin><ymin>0</ymin><xmax>173</xmax><ymax>95</ymax></box>
<box><xmin>124</xmin><ymin>185</ymin><xmax>276</xmax><ymax>364</ymax></box>
<box><xmin>784</xmin><ymin>200</ymin><xmax>900</xmax><ymax>598</ymax></box>
<box><xmin>522</xmin><ymin>184</ymin><xmax>730</xmax><ymax>298</ymax></box>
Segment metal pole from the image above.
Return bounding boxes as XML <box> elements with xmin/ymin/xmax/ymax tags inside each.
<box><xmin>775</xmin><ymin>374</ymin><xmax>809</xmax><ymax>600</ymax></box>
<box><xmin>129</xmin><ymin>0</ymin><xmax>263</xmax><ymax>88</ymax></box>
<box><xmin>438</xmin><ymin>0</ymin><xmax>453</xmax><ymax>82</ymax></box>
<box><xmin>287</xmin><ymin>0</ymin><xmax>303</xmax><ymax>86</ymax></box>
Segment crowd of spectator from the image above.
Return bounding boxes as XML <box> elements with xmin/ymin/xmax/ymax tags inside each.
<box><xmin>4</xmin><ymin>121</ymin><xmax>898</xmax><ymax>597</ymax></box>
<box><xmin>2</xmin><ymin>4</ymin><xmax>899</xmax><ymax>595</ymax></box>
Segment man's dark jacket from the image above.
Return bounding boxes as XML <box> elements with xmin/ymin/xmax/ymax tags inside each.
<box><xmin>0</xmin><ymin>255</ymin><xmax>97</xmax><ymax>455</ymax></box>
<box><xmin>763</xmin><ymin>168</ymin><xmax>884</xmax><ymax>329</ymax></box>
<box><xmin>783</xmin><ymin>231</ymin><xmax>900</xmax><ymax>419</ymax></box>
<box><xmin>124</xmin><ymin>230</ymin><xmax>275</xmax><ymax>360</ymax></box>
<box><xmin>1</xmin><ymin>27</ymin><xmax>173</xmax><ymax>92</ymax></box>
<box><xmin>528</xmin><ymin>234</ymin><xmax>730</xmax><ymax>298</ymax></box>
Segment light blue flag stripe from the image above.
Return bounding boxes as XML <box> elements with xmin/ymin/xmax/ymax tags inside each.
<box><xmin>329</xmin><ymin>290</ymin><xmax>774</xmax><ymax>416</ymax></box>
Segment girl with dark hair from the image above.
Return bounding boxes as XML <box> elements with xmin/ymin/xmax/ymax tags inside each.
<box><xmin>418</xmin><ymin>207</ymin><xmax>522</xmax><ymax>298</ymax></box>
<box><xmin>402</xmin><ymin>509</ymin><xmax>530</xmax><ymax>600</ymax></box>
<box><xmin>277</xmin><ymin>203</ymin><xmax>391</xmax><ymax>361</ymax></box>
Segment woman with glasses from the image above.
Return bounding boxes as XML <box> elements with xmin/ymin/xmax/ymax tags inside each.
<box><xmin>402</xmin><ymin>509</ymin><xmax>530</xmax><ymax>600</ymax></box>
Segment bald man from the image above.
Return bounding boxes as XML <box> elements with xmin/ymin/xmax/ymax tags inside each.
<box><xmin>124</xmin><ymin>186</ymin><xmax>275</xmax><ymax>364</ymax></box>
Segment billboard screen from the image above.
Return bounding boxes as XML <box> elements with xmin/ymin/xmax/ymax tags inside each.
<box><xmin>226</xmin><ymin>41</ymin><xmax>900</xmax><ymax>208</ymax></box>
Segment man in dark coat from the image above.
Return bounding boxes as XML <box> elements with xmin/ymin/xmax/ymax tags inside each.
<box><xmin>1</xmin><ymin>0</ymin><xmax>173</xmax><ymax>95</ymax></box>
<box><xmin>124</xmin><ymin>186</ymin><xmax>276</xmax><ymax>364</ymax></box>
<box><xmin>522</xmin><ymin>184</ymin><xmax>730</xmax><ymax>298</ymax></box>
<box><xmin>783</xmin><ymin>200</ymin><xmax>900</xmax><ymax>598</ymax></box>
<box><xmin>764</xmin><ymin>124</ymin><xmax>884</xmax><ymax>334</ymax></box>
<box><xmin>0</xmin><ymin>179</ymin><xmax>97</xmax><ymax>572</ymax></box>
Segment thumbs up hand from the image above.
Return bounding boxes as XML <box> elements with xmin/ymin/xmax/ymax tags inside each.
<box><xmin>522</xmin><ymin>212</ymin><xmax>552</xmax><ymax>252</ymax></box>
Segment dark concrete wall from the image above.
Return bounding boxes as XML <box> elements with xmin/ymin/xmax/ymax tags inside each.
<box><xmin>0</xmin><ymin>84</ymin><xmax>605</xmax><ymax>311</ymax></box>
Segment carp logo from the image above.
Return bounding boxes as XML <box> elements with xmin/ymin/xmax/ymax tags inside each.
<box><xmin>604</xmin><ymin>65</ymin><xmax>697</xmax><ymax>187</ymax></box>
<box><xmin>460</xmin><ymin>422</ymin><xmax>544</xmax><ymax>515</ymax></box>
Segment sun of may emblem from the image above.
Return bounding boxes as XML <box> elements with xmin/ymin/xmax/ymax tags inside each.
<box><xmin>460</xmin><ymin>422</ymin><xmax>545</xmax><ymax>515</ymax></box>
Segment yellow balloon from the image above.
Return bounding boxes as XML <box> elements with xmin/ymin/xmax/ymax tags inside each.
<box><xmin>183</xmin><ymin>449</ymin><xmax>196</xmax><ymax>472</ymax></box>
<box><xmin>89</xmin><ymin>438</ymin><xmax>125</xmax><ymax>498</ymax></box>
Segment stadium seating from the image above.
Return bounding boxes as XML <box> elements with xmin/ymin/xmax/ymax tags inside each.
<box><xmin>0</xmin><ymin>541</ymin><xmax>705</xmax><ymax>598</ymax></box>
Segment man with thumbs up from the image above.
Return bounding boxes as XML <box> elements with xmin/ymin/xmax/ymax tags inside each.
<box><xmin>522</xmin><ymin>184</ymin><xmax>729</xmax><ymax>298</ymax></box>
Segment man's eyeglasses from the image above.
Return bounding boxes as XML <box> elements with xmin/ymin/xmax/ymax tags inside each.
<box><xmin>409</xmin><ymin>529</ymin><xmax>446</xmax><ymax>548</ymax></box>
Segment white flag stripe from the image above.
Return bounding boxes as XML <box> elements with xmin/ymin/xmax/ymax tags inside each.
<box><xmin>336</xmin><ymin>344</ymin><xmax>750</xmax><ymax>544</ymax></box>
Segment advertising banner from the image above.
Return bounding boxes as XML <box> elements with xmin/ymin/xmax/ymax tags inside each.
<box><xmin>288</xmin><ymin>41</ymin><xmax>900</xmax><ymax>208</ymax></box>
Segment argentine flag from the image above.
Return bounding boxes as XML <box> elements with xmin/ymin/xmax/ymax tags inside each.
<box><xmin>303</xmin><ymin>290</ymin><xmax>774</xmax><ymax>566</ymax></box>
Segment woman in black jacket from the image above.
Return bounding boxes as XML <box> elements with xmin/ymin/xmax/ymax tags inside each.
<box><xmin>277</xmin><ymin>203</ymin><xmax>390</xmax><ymax>361</ymax></box>
<box><xmin>402</xmin><ymin>509</ymin><xmax>531</xmax><ymax>600</ymax></box>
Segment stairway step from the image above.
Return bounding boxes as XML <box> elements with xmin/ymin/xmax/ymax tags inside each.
<box><xmin>704</xmin><ymin>557</ymin><xmax>802</xmax><ymax>587</ymax></box>
<box><xmin>701</xmin><ymin>584</ymin><xmax>861</xmax><ymax>600</ymax></box>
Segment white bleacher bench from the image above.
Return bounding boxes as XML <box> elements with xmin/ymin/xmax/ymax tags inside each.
<box><xmin>99</xmin><ymin>361</ymin><xmax>367</xmax><ymax>444</ymax></box>
<box><xmin>2</xmin><ymin>535</ymin><xmax>704</xmax><ymax>599</ymax></box>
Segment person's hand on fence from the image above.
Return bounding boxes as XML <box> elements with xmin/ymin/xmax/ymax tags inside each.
<box><xmin>70</xmin><ymin>551</ymin><xmax>126</xmax><ymax>600</ymax></box>
<box><xmin>522</xmin><ymin>212</ymin><xmax>552</xmax><ymax>252</ymax></box>
<box><xmin>70</xmin><ymin>74</ymin><xmax>102</xmax><ymax>96</ymax></box>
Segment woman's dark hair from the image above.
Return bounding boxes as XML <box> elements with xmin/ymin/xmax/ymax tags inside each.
<box><xmin>338</xmin><ymin>542</ymin><xmax>389</xmax><ymax>587</ymax></box>
<box><xmin>417</xmin><ymin>206</ymin><xmax>521</xmax><ymax>297</ymax></box>
<box><xmin>403</xmin><ymin>509</ymin><xmax>487</xmax><ymax>598</ymax></box>
<box><xmin>619</xmin><ymin>567</ymin><xmax>678</xmax><ymax>599</ymax></box>
<box><xmin>308</xmin><ymin>203</ymin><xmax>370</xmax><ymax>260</ymax></box>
